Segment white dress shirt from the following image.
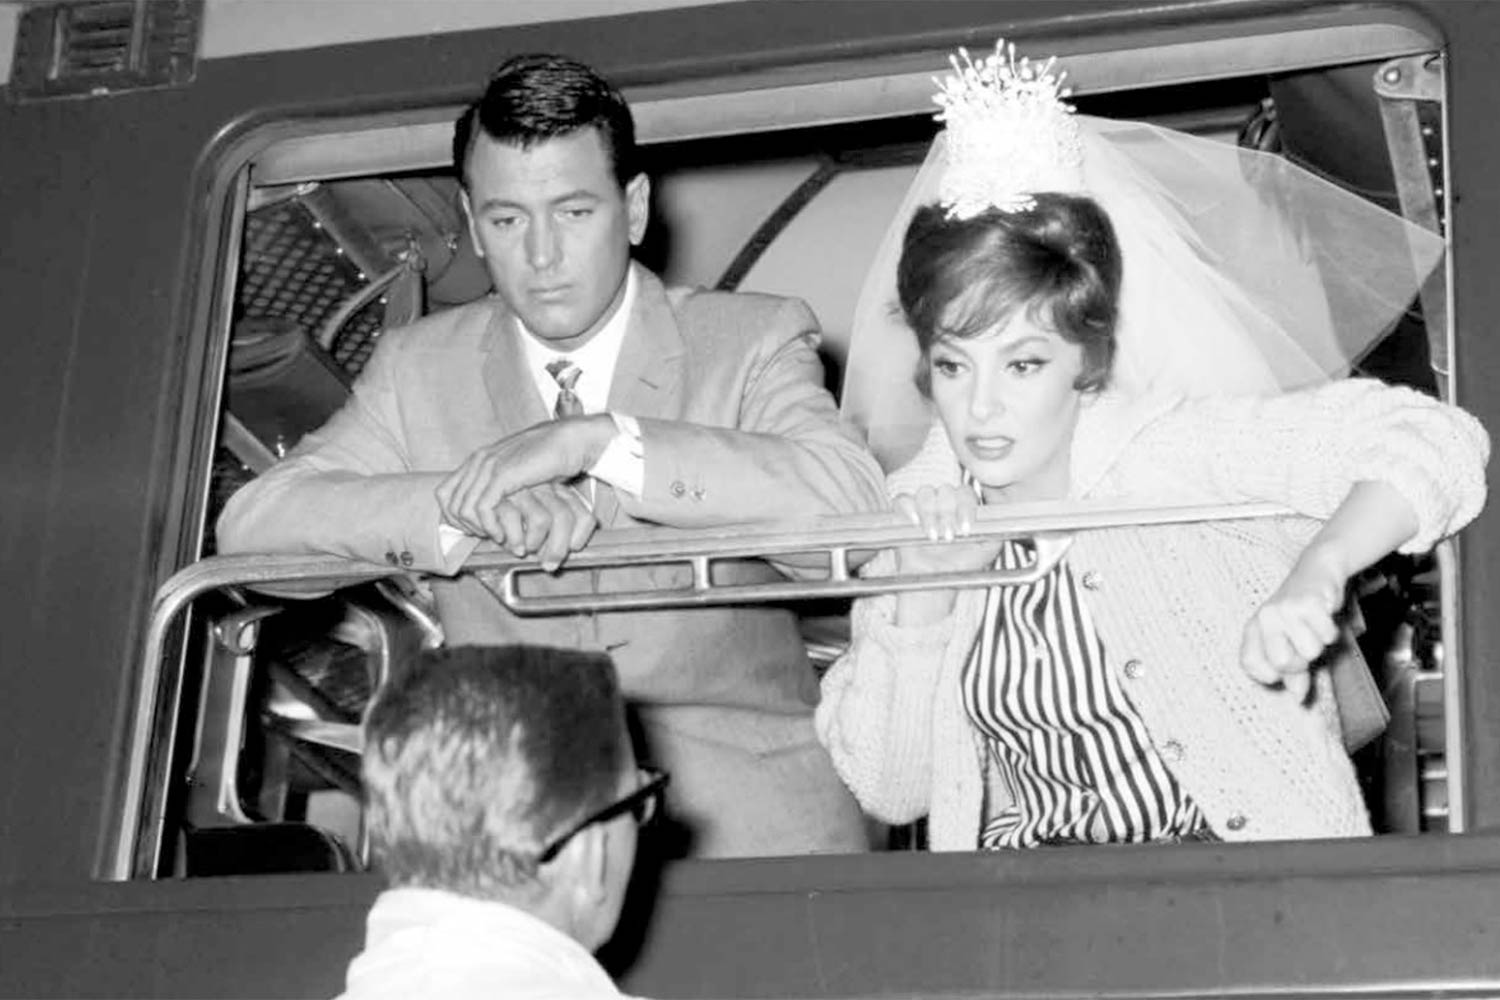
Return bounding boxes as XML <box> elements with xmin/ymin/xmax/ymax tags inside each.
<box><xmin>335</xmin><ymin>887</ymin><xmax>633</xmax><ymax>1000</ymax></box>
<box><xmin>436</xmin><ymin>273</ymin><xmax>646</xmax><ymax>555</ymax></box>
<box><xmin>517</xmin><ymin>268</ymin><xmax>644</xmax><ymax>497</ymax></box>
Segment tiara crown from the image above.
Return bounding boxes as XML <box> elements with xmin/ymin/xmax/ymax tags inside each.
<box><xmin>933</xmin><ymin>40</ymin><xmax>1083</xmax><ymax>219</ymax></box>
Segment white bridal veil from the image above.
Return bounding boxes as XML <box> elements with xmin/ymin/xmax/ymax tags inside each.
<box><xmin>840</xmin><ymin>115</ymin><xmax>1448</xmax><ymax>472</ymax></box>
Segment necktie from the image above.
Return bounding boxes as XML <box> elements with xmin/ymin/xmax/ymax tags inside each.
<box><xmin>545</xmin><ymin>358</ymin><xmax>584</xmax><ymax>418</ymax></box>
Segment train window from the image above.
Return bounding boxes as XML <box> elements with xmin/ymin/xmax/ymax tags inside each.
<box><xmin>110</xmin><ymin>11</ymin><xmax>1456</xmax><ymax>879</ymax></box>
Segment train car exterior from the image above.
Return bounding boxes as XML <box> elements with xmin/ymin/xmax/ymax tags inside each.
<box><xmin>4</xmin><ymin>1</ymin><xmax>1500</xmax><ymax>997</ymax></box>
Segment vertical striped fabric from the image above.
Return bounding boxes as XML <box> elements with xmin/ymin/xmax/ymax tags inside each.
<box><xmin>963</xmin><ymin>538</ymin><xmax>1206</xmax><ymax>848</ymax></box>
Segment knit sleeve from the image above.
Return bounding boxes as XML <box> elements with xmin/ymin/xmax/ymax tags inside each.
<box><xmin>815</xmin><ymin>549</ymin><xmax>964</xmax><ymax>824</ymax></box>
<box><xmin>1128</xmin><ymin>380</ymin><xmax>1490</xmax><ymax>553</ymax></box>
<box><xmin>885</xmin><ymin>422</ymin><xmax>964</xmax><ymax>499</ymax></box>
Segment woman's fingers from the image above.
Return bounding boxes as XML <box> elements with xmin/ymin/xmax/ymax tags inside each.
<box><xmin>1241</xmin><ymin>598</ymin><xmax>1339</xmax><ymax>702</ymax></box>
<box><xmin>893</xmin><ymin>488</ymin><xmax>997</xmax><ymax>574</ymax></box>
<box><xmin>899</xmin><ymin>485</ymin><xmax>974</xmax><ymax>541</ymax></box>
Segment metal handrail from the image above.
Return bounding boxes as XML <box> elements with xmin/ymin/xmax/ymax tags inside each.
<box><xmin>111</xmin><ymin>498</ymin><xmax>1294</xmax><ymax>879</ymax></box>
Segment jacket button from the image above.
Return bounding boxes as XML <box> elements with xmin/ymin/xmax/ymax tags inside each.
<box><xmin>1225</xmin><ymin>814</ymin><xmax>1248</xmax><ymax>832</ymax></box>
<box><xmin>1081</xmin><ymin>570</ymin><xmax>1102</xmax><ymax>590</ymax></box>
<box><xmin>1122</xmin><ymin>658</ymin><xmax>1144</xmax><ymax>680</ymax></box>
<box><xmin>399</xmin><ymin>550</ymin><xmax>414</xmax><ymax>568</ymax></box>
<box><xmin>384</xmin><ymin>551</ymin><xmax>399</xmax><ymax>566</ymax></box>
<box><xmin>1160</xmin><ymin>739</ymin><xmax>1185</xmax><ymax>763</ymax></box>
<box><xmin>670</xmin><ymin>480</ymin><xmax>687</xmax><ymax>498</ymax></box>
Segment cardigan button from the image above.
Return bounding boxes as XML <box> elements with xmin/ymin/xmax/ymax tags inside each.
<box><xmin>1081</xmin><ymin>570</ymin><xmax>1102</xmax><ymax>590</ymax></box>
<box><xmin>1160</xmin><ymin>739</ymin><xmax>1185</xmax><ymax>763</ymax></box>
<box><xmin>1225</xmin><ymin>814</ymin><xmax>1248</xmax><ymax>832</ymax></box>
<box><xmin>1123</xmin><ymin>658</ymin><xmax>1144</xmax><ymax>680</ymax></box>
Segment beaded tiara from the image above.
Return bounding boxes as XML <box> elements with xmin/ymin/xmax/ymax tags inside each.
<box><xmin>932</xmin><ymin>39</ymin><xmax>1084</xmax><ymax>219</ymax></box>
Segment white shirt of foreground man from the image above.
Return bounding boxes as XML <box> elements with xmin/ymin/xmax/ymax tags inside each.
<box><xmin>340</xmin><ymin>888</ymin><xmax>636</xmax><ymax>1000</ymax></box>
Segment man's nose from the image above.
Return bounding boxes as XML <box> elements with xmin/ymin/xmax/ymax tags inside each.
<box><xmin>527</xmin><ymin>218</ymin><xmax>559</xmax><ymax>270</ymax></box>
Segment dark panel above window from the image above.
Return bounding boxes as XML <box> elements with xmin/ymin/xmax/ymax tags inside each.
<box><xmin>9</xmin><ymin>0</ymin><xmax>201</xmax><ymax>102</ymax></box>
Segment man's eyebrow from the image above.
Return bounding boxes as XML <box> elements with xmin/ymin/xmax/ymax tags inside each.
<box><xmin>474</xmin><ymin>189</ymin><xmax>602</xmax><ymax>212</ymax></box>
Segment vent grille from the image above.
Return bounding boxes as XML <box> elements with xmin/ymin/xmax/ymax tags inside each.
<box><xmin>10</xmin><ymin>0</ymin><xmax>201</xmax><ymax>101</ymax></box>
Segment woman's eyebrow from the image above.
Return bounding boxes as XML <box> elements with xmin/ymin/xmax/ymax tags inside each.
<box><xmin>998</xmin><ymin>334</ymin><xmax>1055</xmax><ymax>352</ymax></box>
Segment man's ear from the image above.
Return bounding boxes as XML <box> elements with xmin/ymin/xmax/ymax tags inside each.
<box><xmin>625</xmin><ymin>173</ymin><xmax>650</xmax><ymax>247</ymax></box>
<box><xmin>564</xmin><ymin>827</ymin><xmax>609</xmax><ymax>911</ymax></box>
<box><xmin>459</xmin><ymin>189</ymin><xmax>484</xmax><ymax>259</ymax></box>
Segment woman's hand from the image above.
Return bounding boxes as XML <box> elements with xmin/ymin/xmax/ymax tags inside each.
<box><xmin>889</xmin><ymin>486</ymin><xmax>1004</xmax><ymax>626</ymax></box>
<box><xmin>1240</xmin><ymin>481</ymin><xmax>1419</xmax><ymax>701</ymax></box>
<box><xmin>1239</xmin><ymin>543</ymin><xmax>1346</xmax><ymax>701</ymax></box>
<box><xmin>893</xmin><ymin>486</ymin><xmax>1004</xmax><ymax>574</ymax></box>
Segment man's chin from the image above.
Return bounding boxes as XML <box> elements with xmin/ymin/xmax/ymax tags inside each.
<box><xmin>520</xmin><ymin>312</ymin><xmax>594</xmax><ymax>346</ymax></box>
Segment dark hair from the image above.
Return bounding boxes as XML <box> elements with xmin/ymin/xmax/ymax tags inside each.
<box><xmin>362</xmin><ymin>645</ymin><xmax>627</xmax><ymax>897</ymax></box>
<box><xmin>453</xmin><ymin>53</ymin><xmax>638</xmax><ymax>189</ymax></box>
<box><xmin>897</xmin><ymin>192</ymin><xmax>1121</xmax><ymax>395</ymax></box>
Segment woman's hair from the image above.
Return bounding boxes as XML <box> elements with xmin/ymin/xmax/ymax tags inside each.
<box><xmin>896</xmin><ymin>192</ymin><xmax>1122</xmax><ymax>395</ymax></box>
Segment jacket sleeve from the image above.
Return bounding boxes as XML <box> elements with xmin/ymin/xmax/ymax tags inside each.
<box><xmin>815</xmin><ymin>549</ymin><xmax>969</xmax><ymax>824</ymax></box>
<box><xmin>215</xmin><ymin>331</ymin><xmax>473</xmax><ymax>574</ymax></box>
<box><xmin>1130</xmin><ymin>380</ymin><xmax>1490</xmax><ymax>553</ymax></box>
<box><xmin>620</xmin><ymin>297</ymin><xmax>886</xmax><ymax>526</ymax></box>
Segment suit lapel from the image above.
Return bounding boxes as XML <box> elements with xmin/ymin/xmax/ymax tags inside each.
<box><xmin>609</xmin><ymin>266</ymin><xmax>685</xmax><ymax>419</ymax></box>
<box><xmin>595</xmin><ymin>266</ymin><xmax>686</xmax><ymax>525</ymax></box>
<box><xmin>479</xmin><ymin>300</ymin><xmax>550</xmax><ymax>433</ymax></box>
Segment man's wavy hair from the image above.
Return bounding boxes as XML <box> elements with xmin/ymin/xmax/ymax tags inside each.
<box><xmin>362</xmin><ymin>645</ymin><xmax>627</xmax><ymax>898</ymax></box>
<box><xmin>453</xmin><ymin>52</ymin><xmax>638</xmax><ymax>190</ymax></box>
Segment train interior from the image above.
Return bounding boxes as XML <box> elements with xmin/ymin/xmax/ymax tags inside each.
<box><xmin>153</xmin><ymin>33</ymin><xmax>1452</xmax><ymax>878</ymax></box>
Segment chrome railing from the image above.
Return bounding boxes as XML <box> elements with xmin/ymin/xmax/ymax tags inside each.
<box><xmin>110</xmin><ymin>499</ymin><xmax>1294</xmax><ymax>879</ymax></box>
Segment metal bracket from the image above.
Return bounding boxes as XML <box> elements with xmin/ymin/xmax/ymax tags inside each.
<box><xmin>1374</xmin><ymin>53</ymin><xmax>1448</xmax><ymax>398</ymax></box>
<box><xmin>493</xmin><ymin>533</ymin><xmax>1076</xmax><ymax>615</ymax></box>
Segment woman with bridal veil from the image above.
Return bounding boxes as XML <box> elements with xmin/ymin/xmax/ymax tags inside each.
<box><xmin>818</xmin><ymin>40</ymin><xmax>1489</xmax><ymax>849</ymax></box>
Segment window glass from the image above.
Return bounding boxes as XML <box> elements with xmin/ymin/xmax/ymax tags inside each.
<box><xmin>127</xmin><ymin>35</ymin><xmax>1454</xmax><ymax>879</ymax></box>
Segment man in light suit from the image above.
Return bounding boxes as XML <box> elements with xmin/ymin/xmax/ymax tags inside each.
<box><xmin>218</xmin><ymin>53</ymin><xmax>885</xmax><ymax>857</ymax></box>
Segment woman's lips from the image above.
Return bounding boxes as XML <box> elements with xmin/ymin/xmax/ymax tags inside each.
<box><xmin>966</xmin><ymin>435</ymin><xmax>1014</xmax><ymax>461</ymax></box>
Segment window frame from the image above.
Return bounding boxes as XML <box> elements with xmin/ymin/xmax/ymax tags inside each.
<box><xmin>113</xmin><ymin>1</ymin><xmax>1458</xmax><ymax>883</ymax></box>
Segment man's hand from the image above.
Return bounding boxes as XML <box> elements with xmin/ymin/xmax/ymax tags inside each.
<box><xmin>436</xmin><ymin>415</ymin><xmax>614</xmax><ymax>534</ymax></box>
<box><xmin>1239</xmin><ymin>542</ymin><xmax>1347</xmax><ymax>702</ymax></box>
<box><xmin>451</xmin><ymin>481</ymin><xmax>598</xmax><ymax>571</ymax></box>
<box><xmin>436</xmin><ymin>416</ymin><xmax>615</xmax><ymax>570</ymax></box>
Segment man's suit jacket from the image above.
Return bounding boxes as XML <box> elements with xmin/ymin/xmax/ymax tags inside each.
<box><xmin>218</xmin><ymin>265</ymin><xmax>887</xmax><ymax>856</ymax></box>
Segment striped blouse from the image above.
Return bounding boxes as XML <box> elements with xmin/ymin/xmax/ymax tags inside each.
<box><xmin>962</xmin><ymin>538</ymin><xmax>1207</xmax><ymax>848</ymax></box>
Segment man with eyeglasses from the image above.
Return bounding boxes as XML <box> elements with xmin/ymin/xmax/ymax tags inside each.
<box><xmin>336</xmin><ymin>644</ymin><xmax>665</xmax><ymax>1000</ymax></box>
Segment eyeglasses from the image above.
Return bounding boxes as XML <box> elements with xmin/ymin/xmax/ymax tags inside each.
<box><xmin>537</xmin><ymin>766</ymin><xmax>670</xmax><ymax>865</ymax></box>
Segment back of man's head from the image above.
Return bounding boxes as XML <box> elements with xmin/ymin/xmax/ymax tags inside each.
<box><xmin>452</xmin><ymin>52</ymin><xmax>638</xmax><ymax>190</ymax></box>
<box><xmin>361</xmin><ymin>644</ymin><xmax>628</xmax><ymax>902</ymax></box>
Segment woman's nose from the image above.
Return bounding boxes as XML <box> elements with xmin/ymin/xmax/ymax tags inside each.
<box><xmin>968</xmin><ymin>374</ymin><xmax>1004</xmax><ymax>420</ymax></box>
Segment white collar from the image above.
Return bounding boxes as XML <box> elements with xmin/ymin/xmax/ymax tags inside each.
<box><xmin>518</xmin><ymin>267</ymin><xmax>637</xmax><ymax>414</ymax></box>
<box><xmin>341</xmin><ymin>887</ymin><xmax>622</xmax><ymax>999</ymax></box>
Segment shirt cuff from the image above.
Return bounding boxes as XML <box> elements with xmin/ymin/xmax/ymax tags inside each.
<box><xmin>589</xmin><ymin>412</ymin><xmax>644</xmax><ymax>498</ymax></box>
<box><xmin>437</xmin><ymin>522</ymin><xmax>467</xmax><ymax>558</ymax></box>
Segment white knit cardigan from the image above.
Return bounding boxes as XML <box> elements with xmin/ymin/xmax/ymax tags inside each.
<box><xmin>817</xmin><ymin>380</ymin><xmax>1489</xmax><ymax>849</ymax></box>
